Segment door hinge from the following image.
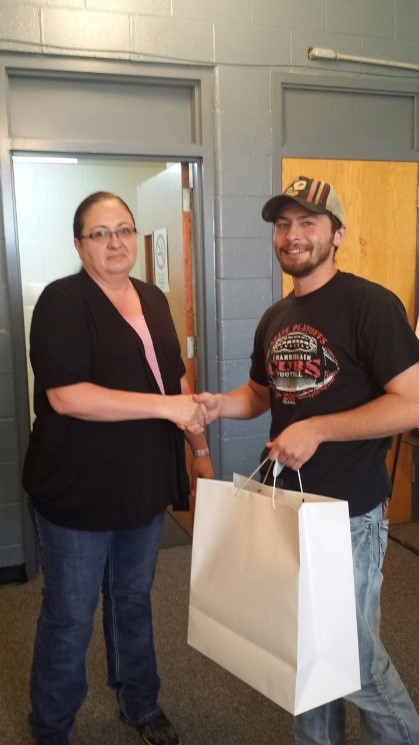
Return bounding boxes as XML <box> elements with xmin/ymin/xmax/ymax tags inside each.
<box><xmin>183</xmin><ymin>187</ymin><xmax>194</xmax><ymax>213</ymax></box>
<box><xmin>182</xmin><ymin>188</ymin><xmax>190</xmax><ymax>212</ymax></box>
<box><xmin>187</xmin><ymin>335</ymin><xmax>197</xmax><ymax>359</ymax></box>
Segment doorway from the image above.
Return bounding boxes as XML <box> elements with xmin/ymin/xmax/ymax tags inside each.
<box><xmin>13</xmin><ymin>154</ymin><xmax>198</xmax><ymax>533</ymax></box>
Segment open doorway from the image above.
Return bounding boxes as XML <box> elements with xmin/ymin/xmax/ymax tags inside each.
<box><xmin>13</xmin><ymin>154</ymin><xmax>198</xmax><ymax>534</ymax></box>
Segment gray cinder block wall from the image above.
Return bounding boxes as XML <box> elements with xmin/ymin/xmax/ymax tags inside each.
<box><xmin>1</xmin><ymin>0</ymin><xmax>419</xmax><ymax>574</ymax></box>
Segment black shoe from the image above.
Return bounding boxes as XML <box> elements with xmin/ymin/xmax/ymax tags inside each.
<box><xmin>120</xmin><ymin>710</ymin><xmax>181</xmax><ymax>745</ymax></box>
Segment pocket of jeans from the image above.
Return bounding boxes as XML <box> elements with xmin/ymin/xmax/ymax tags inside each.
<box><xmin>350</xmin><ymin>520</ymin><xmax>373</xmax><ymax>572</ymax></box>
<box><xmin>378</xmin><ymin>518</ymin><xmax>389</xmax><ymax>569</ymax></box>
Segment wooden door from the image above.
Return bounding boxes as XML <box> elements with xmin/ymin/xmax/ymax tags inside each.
<box><xmin>137</xmin><ymin>163</ymin><xmax>196</xmax><ymax>534</ymax></box>
<box><xmin>282</xmin><ymin>159</ymin><xmax>418</xmax><ymax>523</ymax></box>
<box><xmin>140</xmin><ymin>164</ymin><xmax>196</xmax><ymax>394</ymax></box>
<box><xmin>181</xmin><ymin>162</ymin><xmax>196</xmax><ymax>395</ymax></box>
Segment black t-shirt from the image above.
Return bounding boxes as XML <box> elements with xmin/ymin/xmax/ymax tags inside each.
<box><xmin>250</xmin><ymin>272</ymin><xmax>419</xmax><ymax>516</ymax></box>
<box><xmin>22</xmin><ymin>269</ymin><xmax>189</xmax><ymax>530</ymax></box>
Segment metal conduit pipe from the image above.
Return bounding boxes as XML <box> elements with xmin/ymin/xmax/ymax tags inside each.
<box><xmin>308</xmin><ymin>47</ymin><xmax>419</xmax><ymax>73</ymax></box>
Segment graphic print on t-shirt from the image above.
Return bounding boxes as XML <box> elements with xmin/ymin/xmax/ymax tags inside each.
<box><xmin>266</xmin><ymin>324</ymin><xmax>339</xmax><ymax>405</ymax></box>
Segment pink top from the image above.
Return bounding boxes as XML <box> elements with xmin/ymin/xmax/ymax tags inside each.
<box><xmin>124</xmin><ymin>314</ymin><xmax>165</xmax><ymax>394</ymax></box>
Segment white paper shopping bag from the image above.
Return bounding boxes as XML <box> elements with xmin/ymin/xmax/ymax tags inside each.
<box><xmin>187</xmin><ymin>475</ymin><xmax>360</xmax><ymax>715</ymax></box>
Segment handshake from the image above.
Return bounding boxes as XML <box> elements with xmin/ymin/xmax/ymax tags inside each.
<box><xmin>172</xmin><ymin>385</ymin><xmax>320</xmax><ymax>473</ymax></box>
<box><xmin>170</xmin><ymin>392</ymin><xmax>220</xmax><ymax>433</ymax></box>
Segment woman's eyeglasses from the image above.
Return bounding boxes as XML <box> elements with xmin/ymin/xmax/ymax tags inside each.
<box><xmin>80</xmin><ymin>227</ymin><xmax>137</xmax><ymax>242</ymax></box>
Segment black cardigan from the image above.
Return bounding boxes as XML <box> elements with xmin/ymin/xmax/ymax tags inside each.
<box><xmin>22</xmin><ymin>269</ymin><xmax>190</xmax><ymax>530</ymax></box>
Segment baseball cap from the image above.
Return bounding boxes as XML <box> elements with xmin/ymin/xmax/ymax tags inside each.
<box><xmin>262</xmin><ymin>176</ymin><xmax>345</xmax><ymax>226</ymax></box>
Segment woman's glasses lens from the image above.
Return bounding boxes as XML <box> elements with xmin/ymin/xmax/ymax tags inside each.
<box><xmin>81</xmin><ymin>227</ymin><xmax>137</xmax><ymax>241</ymax></box>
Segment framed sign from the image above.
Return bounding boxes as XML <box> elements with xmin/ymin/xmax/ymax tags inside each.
<box><xmin>153</xmin><ymin>227</ymin><xmax>169</xmax><ymax>292</ymax></box>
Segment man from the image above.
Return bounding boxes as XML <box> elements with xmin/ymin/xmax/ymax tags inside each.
<box><xmin>197</xmin><ymin>176</ymin><xmax>419</xmax><ymax>744</ymax></box>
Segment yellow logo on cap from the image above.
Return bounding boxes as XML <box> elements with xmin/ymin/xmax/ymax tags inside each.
<box><xmin>286</xmin><ymin>179</ymin><xmax>307</xmax><ymax>197</ymax></box>
<box><xmin>293</xmin><ymin>179</ymin><xmax>307</xmax><ymax>190</ymax></box>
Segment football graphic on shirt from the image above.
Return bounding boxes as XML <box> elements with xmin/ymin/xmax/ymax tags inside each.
<box><xmin>266</xmin><ymin>329</ymin><xmax>339</xmax><ymax>402</ymax></box>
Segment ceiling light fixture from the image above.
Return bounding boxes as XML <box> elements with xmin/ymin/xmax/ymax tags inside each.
<box><xmin>12</xmin><ymin>155</ymin><xmax>78</xmax><ymax>164</ymax></box>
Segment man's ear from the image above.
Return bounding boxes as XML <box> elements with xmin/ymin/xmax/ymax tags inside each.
<box><xmin>334</xmin><ymin>224</ymin><xmax>346</xmax><ymax>247</ymax></box>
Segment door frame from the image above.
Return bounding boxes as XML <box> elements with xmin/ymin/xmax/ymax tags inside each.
<box><xmin>272</xmin><ymin>72</ymin><xmax>419</xmax><ymax>523</ymax></box>
<box><xmin>0</xmin><ymin>54</ymin><xmax>218</xmax><ymax>578</ymax></box>
<box><xmin>271</xmin><ymin>72</ymin><xmax>419</xmax><ymax>310</ymax></box>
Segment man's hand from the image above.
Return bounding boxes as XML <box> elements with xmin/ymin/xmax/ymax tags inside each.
<box><xmin>192</xmin><ymin>392</ymin><xmax>222</xmax><ymax>424</ymax></box>
<box><xmin>169</xmin><ymin>395</ymin><xmax>206</xmax><ymax>433</ymax></box>
<box><xmin>267</xmin><ymin>418</ymin><xmax>321</xmax><ymax>471</ymax></box>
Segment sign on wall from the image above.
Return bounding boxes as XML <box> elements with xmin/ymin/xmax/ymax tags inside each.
<box><xmin>153</xmin><ymin>227</ymin><xmax>169</xmax><ymax>292</ymax></box>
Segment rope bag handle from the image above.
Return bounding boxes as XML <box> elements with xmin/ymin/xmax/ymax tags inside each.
<box><xmin>236</xmin><ymin>455</ymin><xmax>303</xmax><ymax>509</ymax></box>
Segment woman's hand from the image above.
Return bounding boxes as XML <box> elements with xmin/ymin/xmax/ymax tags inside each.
<box><xmin>189</xmin><ymin>453</ymin><xmax>215</xmax><ymax>517</ymax></box>
<box><xmin>168</xmin><ymin>395</ymin><xmax>206</xmax><ymax>433</ymax></box>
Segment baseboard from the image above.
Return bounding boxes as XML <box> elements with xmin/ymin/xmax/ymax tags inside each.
<box><xmin>0</xmin><ymin>563</ymin><xmax>27</xmax><ymax>585</ymax></box>
<box><xmin>389</xmin><ymin>523</ymin><xmax>419</xmax><ymax>555</ymax></box>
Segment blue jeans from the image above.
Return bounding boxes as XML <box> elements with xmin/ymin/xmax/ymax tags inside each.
<box><xmin>29</xmin><ymin>508</ymin><xmax>165</xmax><ymax>745</ymax></box>
<box><xmin>293</xmin><ymin>503</ymin><xmax>419</xmax><ymax>744</ymax></box>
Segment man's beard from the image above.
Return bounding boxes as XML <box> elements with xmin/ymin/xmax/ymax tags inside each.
<box><xmin>278</xmin><ymin>238</ymin><xmax>335</xmax><ymax>278</ymax></box>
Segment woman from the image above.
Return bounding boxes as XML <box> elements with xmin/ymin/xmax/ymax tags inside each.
<box><xmin>22</xmin><ymin>191</ymin><xmax>213</xmax><ymax>745</ymax></box>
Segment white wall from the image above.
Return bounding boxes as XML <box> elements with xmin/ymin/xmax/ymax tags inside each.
<box><xmin>1</xmin><ymin>0</ymin><xmax>419</xmax><ymax>571</ymax></box>
<box><xmin>14</xmin><ymin>157</ymin><xmax>167</xmax><ymax>422</ymax></box>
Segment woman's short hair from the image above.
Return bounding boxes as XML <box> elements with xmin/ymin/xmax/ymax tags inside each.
<box><xmin>73</xmin><ymin>192</ymin><xmax>135</xmax><ymax>239</ymax></box>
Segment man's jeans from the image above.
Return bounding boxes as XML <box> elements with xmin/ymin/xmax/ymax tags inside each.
<box><xmin>29</xmin><ymin>508</ymin><xmax>165</xmax><ymax>745</ymax></box>
<box><xmin>293</xmin><ymin>503</ymin><xmax>419</xmax><ymax>744</ymax></box>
